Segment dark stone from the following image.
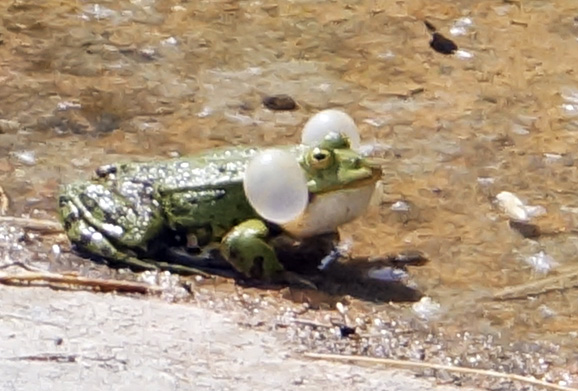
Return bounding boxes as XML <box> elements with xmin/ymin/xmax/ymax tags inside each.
<box><xmin>94</xmin><ymin>112</ymin><xmax>120</xmax><ymax>134</ymax></box>
<box><xmin>509</xmin><ymin>220</ymin><xmax>541</xmax><ymax>238</ymax></box>
<box><xmin>424</xmin><ymin>20</ymin><xmax>458</xmax><ymax>55</ymax></box>
<box><xmin>262</xmin><ymin>94</ymin><xmax>297</xmax><ymax>111</ymax></box>
<box><xmin>339</xmin><ymin>325</ymin><xmax>357</xmax><ymax>338</ymax></box>
<box><xmin>430</xmin><ymin>33</ymin><xmax>458</xmax><ymax>55</ymax></box>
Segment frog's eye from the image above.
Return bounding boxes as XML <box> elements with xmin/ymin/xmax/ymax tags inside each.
<box><xmin>308</xmin><ymin>147</ymin><xmax>333</xmax><ymax>169</ymax></box>
<box><xmin>244</xmin><ymin>149</ymin><xmax>308</xmax><ymax>224</ymax></box>
<box><xmin>301</xmin><ymin>109</ymin><xmax>361</xmax><ymax>150</ymax></box>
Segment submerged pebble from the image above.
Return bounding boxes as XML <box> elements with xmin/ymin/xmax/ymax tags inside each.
<box><xmin>412</xmin><ymin>297</ymin><xmax>441</xmax><ymax>320</ymax></box>
<box><xmin>523</xmin><ymin>251</ymin><xmax>558</xmax><ymax>274</ymax></box>
<box><xmin>391</xmin><ymin>200</ymin><xmax>411</xmax><ymax>212</ymax></box>
<box><xmin>455</xmin><ymin>49</ymin><xmax>474</xmax><ymax>59</ymax></box>
<box><xmin>0</xmin><ymin>119</ymin><xmax>20</xmax><ymax>133</ymax></box>
<box><xmin>367</xmin><ymin>267</ymin><xmax>408</xmax><ymax>282</ymax></box>
<box><xmin>450</xmin><ymin>17</ymin><xmax>473</xmax><ymax>36</ymax></box>
<box><xmin>10</xmin><ymin>150</ymin><xmax>36</xmax><ymax>166</ymax></box>
<box><xmin>262</xmin><ymin>94</ymin><xmax>298</xmax><ymax>111</ymax></box>
<box><xmin>430</xmin><ymin>32</ymin><xmax>458</xmax><ymax>55</ymax></box>
<box><xmin>424</xmin><ymin>20</ymin><xmax>459</xmax><ymax>55</ymax></box>
<box><xmin>495</xmin><ymin>191</ymin><xmax>546</xmax><ymax>222</ymax></box>
<box><xmin>0</xmin><ymin>185</ymin><xmax>8</xmax><ymax>215</ymax></box>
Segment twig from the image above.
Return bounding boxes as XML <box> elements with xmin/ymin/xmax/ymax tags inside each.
<box><xmin>0</xmin><ymin>271</ymin><xmax>162</xmax><ymax>294</ymax></box>
<box><xmin>4</xmin><ymin>353</ymin><xmax>127</xmax><ymax>365</ymax></box>
<box><xmin>0</xmin><ymin>261</ymin><xmax>44</xmax><ymax>272</ymax></box>
<box><xmin>304</xmin><ymin>353</ymin><xmax>577</xmax><ymax>391</ymax></box>
<box><xmin>0</xmin><ymin>216</ymin><xmax>64</xmax><ymax>233</ymax></box>
<box><xmin>291</xmin><ymin>318</ymin><xmax>334</xmax><ymax>328</ymax></box>
<box><xmin>493</xmin><ymin>266</ymin><xmax>578</xmax><ymax>300</ymax></box>
<box><xmin>5</xmin><ymin>353</ymin><xmax>78</xmax><ymax>363</ymax></box>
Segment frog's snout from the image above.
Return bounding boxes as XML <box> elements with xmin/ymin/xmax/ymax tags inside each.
<box><xmin>357</xmin><ymin>156</ymin><xmax>382</xmax><ymax>180</ymax></box>
<box><xmin>362</xmin><ymin>156</ymin><xmax>384</xmax><ymax>169</ymax></box>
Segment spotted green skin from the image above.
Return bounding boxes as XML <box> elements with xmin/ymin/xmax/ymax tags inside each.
<box><xmin>58</xmin><ymin>134</ymin><xmax>380</xmax><ymax>282</ymax></box>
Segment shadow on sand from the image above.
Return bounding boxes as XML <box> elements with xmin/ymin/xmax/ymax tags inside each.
<box><xmin>77</xmin><ymin>234</ymin><xmax>428</xmax><ymax>305</ymax></box>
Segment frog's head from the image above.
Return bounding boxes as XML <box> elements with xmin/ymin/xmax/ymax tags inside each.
<box><xmin>244</xmin><ymin>109</ymin><xmax>382</xmax><ymax>238</ymax></box>
<box><xmin>300</xmin><ymin>131</ymin><xmax>381</xmax><ymax>195</ymax></box>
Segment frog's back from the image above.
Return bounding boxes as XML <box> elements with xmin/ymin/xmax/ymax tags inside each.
<box><xmin>114</xmin><ymin>146</ymin><xmax>263</xmax><ymax>192</ymax></box>
<box><xmin>112</xmin><ymin>144</ymin><xmax>304</xmax><ymax>192</ymax></box>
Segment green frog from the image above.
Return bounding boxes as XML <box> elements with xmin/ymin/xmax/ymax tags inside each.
<box><xmin>58</xmin><ymin>110</ymin><xmax>382</xmax><ymax>284</ymax></box>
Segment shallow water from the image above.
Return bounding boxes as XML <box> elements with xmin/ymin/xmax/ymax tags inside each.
<box><xmin>2</xmin><ymin>0</ymin><xmax>578</xmax><ymax>387</ymax></box>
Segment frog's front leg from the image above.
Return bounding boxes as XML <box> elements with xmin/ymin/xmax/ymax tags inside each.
<box><xmin>221</xmin><ymin>220</ymin><xmax>317</xmax><ymax>288</ymax></box>
<box><xmin>221</xmin><ymin>219</ymin><xmax>284</xmax><ymax>280</ymax></box>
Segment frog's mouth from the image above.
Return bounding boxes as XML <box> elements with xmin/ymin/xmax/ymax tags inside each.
<box><xmin>343</xmin><ymin>167</ymin><xmax>382</xmax><ymax>190</ymax></box>
<box><xmin>313</xmin><ymin>164</ymin><xmax>382</xmax><ymax>196</ymax></box>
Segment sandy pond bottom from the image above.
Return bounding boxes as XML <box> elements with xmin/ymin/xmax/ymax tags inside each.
<box><xmin>1</xmin><ymin>0</ymin><xmax>578</xmax><ymax>389</ymax></box>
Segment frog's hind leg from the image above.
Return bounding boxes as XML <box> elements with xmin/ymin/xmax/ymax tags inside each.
<box><xmin>63</xmin><ymin>213</ymin><xmax>217</xmax><ymax>276</ymax></box>
<box><xmin>60</xmin><ymin>214</ymin><xmax>153</xmax><ymax>269</ymax></box>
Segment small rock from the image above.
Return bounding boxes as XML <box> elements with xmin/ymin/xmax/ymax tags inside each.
<box><xmin>455</xmin><ymin>49</ymin><xmax>473</xmax><ymax>59</ymax></box>
<box><xmin>56</xmin><ymin>101</ymin><xmax>82</xmax><ymax>111</ymax></box>
<box><xmin>0</xmin><ymin>185</ymin><xmax>8</xmax><ymax>215</ymax></box>
<box><xmin>292</xmin><ymin>377</ymin><xmax>305</xmax><ymax>386</ymax></box>
<box><xmin>161</xmin><ymin>36</ymin><xmax>178</xmax><ymax>46</ymax></box>
<box><xmin>50</xmin><ymin>244</ymin><xmax>61</xmax><ymax>262</ymax></box>
<box><xmin>0</xmin><ymin>119</ymin><xmax>20</xmax><ymax>133</ymax></box>
<box><xmin>367</xmin><ymin>267</ymin><xmax>408</xmax><ymax>282</ymax></box>
<box><xmin>387</xmin><ymin>250</ymin><xmax>430</xmax><ymax>267</ymax></box>
<box><xmin>450</xmin><ymin>17</ymin><xmax>473</xmax><ymax>36</ymax></box>
<box><xmin>424</xmin><ymin>21</ymin><xmax>458</xmax><ymax>55</ymax></box>
<box><xmin>477</xmin><ymin>177</ymin><xmax>495</xmax><ymax>186</ymax></box>
<box><xmin>544</xmin><ymin>153</ymin><xmax>563</xmax><ymax>164</ymax></box>
<box><xmin>338</xmin><ymin>325</ymin><xmax>356</xmax><ymax>338</ymax></box>
<box><xmin>412</xmin><ymin>297</ymin><xmax>441</xmax><ymax>320</ymax></box>
<box><xmin>431</xmin><ymin>36</ymin><xmax>456</xmax><ymax>52</ymax></box>
<box><xmin>11</xmin><ymin>150</ymin><xmax>36</xmax><ymax>166</ymax></box>
<box><xmin>538</xmin><ymin>304</ymin><xmax>556</xmax><ymax>319</ymax></box>
<box><xmin>336</xmin><ymin>302</ymin><xmax>347</xmax><ymax>316</ymax></box>
<box><xmin>523</xmin><ymin>251</ymin><xmax>558</xmax><ymax>274</ymax></box>
<box><xmin>509</xmin><ymin>220</ymin><xmax>541</xmax><ymax>238</ymax></box>
<box><xmin>262</xmin><ymin>94</ymin><xmax>297</xmax><ymax>111</ymax></box>
<box><xmin>391</xmin><ymin>200</ymin><xmax>410</xmax><ymax>212</ymax></box>
<box><xmin>495</xmin><ymin>191</ymin><xmax>546</xmax><ymax>222</ymax></box>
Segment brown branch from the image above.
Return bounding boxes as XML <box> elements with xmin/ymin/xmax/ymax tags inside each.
<box><xmin>493</xmin><ymin>266</ymin><xmax>578</xmax><ymax>300</ymax></box>
<box><xmin>304</xmin><ymin>352</ymin><xmax>577</xmax><ymax>391</ymax></box>
<box><xmin>6</xmin><ymin>353</ymin><xmax>78</xmax><ymax>363</ymax></box>
<box><xmin>0</xmin><ymin>271</ymin><xmax>162</xmax><ymax>294</ymax></box>
<box><xmin>0</xmin><ymin>216</ymin><xmax>64</xmax><ymax>233</ymax></box>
